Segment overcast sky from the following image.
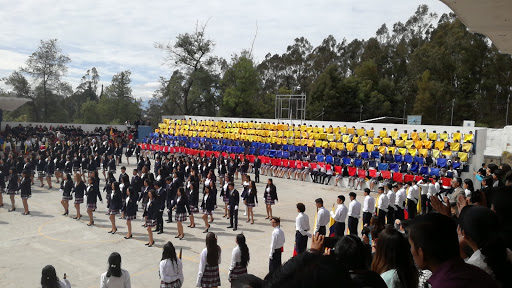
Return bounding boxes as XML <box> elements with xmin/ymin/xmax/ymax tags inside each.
<box><xmin>0</xmin><ymin>0</ymin><xmax>452</xmax><ymax>102</ymax></box>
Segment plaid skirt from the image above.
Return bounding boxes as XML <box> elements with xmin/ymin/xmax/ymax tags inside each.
<box><xmin>146</xmin><ymin>219</ymin><xmax>157</xmax><ymax>227</ymax></box>
<box><xmin>87</xmin><ymin>203</ymin><xmax>97</xmax><ymax>210</ymax></box>
<box><xmin>265</xmin><ymin>194</ymin><xmax>275</xmax><ymax>206</ymax></box>
<box><xmin>246</xmin><ymin>202</ymin><xmax>255</xmax><ymax>208</ymax></box>
<box><xmin>201</xmin><ymin>265</ymin><xmax>221</xmax><ymax>287</ymax></box>
<box><xmin>6</xmin><ymin>189</ymin><xmax>16</xmax><ymax>195</ymax></box>
<box><xmin>222</xmin><ymin>195</ymin><xmax>229</xmax><ymax>204</ymax></box>
<box><xmin>160</xmin><ymin>279</ymin><xmax>181</xmax><ymax>288</ymax></box>
<box><xmin>229</xmin><ymin>262</ymin><xmax>248</xmax><ymax>281</ymax></box>
<box><xmin>109</xmin><ymin>209</ymin><xmax>120</xmax><ymax>215</ymax></box>
<box><xmin>125</xmin><ymin>215</ymin><xmax>136</xmax><ymax>220</ymax></box>
<box><xmin>202</xmin><ymin>209</ymin><xmax>212</xmax><ymax>215</ymax></box>
<box><xmin>46</xmin><ymin>173</ymin><xmax>54</xmax><ymax>177</ymax></box>
<box><xmin>175</xmin><ymin>213</ymin><xmax>187</xmax><ymax>222</ymax></box>
<box><xmin>74</xmin><ymin>198</ymin><xmax>84</xmax><ymax>204</ymax></box>
<box><xmin>37</xmin><ymin>171</ymin><xmax>45</xmax><ymax>178</ymax></box>
<box><xmin>21</xmin><ymin>194</ymin><xmax>31</xmax><ymax>199</ymax></box>
<box><xmin>73</xmin><ymin>167</ymin><xmax>80</xmax><ymax>172</ymax></box>
<box><xmin>188</xmin><ymin>205</ymin><xmax>199</xmax><ymax>214</ymax></box>
<box><xmin>62</xmin><ymin>195</ymin><xmax>73</xmax><ymax>201</ymax></box>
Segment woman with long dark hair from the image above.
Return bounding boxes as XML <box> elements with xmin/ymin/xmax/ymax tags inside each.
<box><xmin>103</xmin><ymin>171</ymin><xmax>116</xmax><ymax>215</ymax></box>
<box><xmin>41</xmin><ymin>265</ymin><xmax>71</xmax><ymax>288</ymax></box>
<box><xmin>196</xmin><ymin>232</ymin><xmax>221</xmax><ymax>288</ymax></box>
<box><xmin>85</xmin><ymin>175</ymin><xmax>102</xmax><ymax>226</ymax></box>
<box><xmin>100</xmin><ymin>252</ymin><xmax>131</xmax><ymax>288</ymax></box>
<box><xmin>459</xmin><ymin>205</ymin><xmax>512</xmax><ymax>287</ymax></box>
<box><xmin>245</xmin><ymin>181</ymin><xmax>258</xmax><ymax>224</ymax></box>
<box><xmin>371</xmin><ymin>225</ymin><xmax>418</xmax><ymax>288</ymax></box>
<box><xmin>220</xmin><ymin>175</ymin><xmax>231</xmax><ymax>218</ymax></box>
<box><xmin>172</xmin><ymin>187</ymin><xmax>189</xmax><ymax>240</ymax></box>
<box><xmin>124</xmin><ymin>187</ymin><xmax>137</xmax><ymax>239</ymax></box>
<box><xmin>60</xmin><ymin>173</ymin><xmax>73</xmax><ymax>216</ymax></box>
<box><xmin>187</xmin><ymin>177</ymin><xmax>199</xmax><ymax>228</ymax></box>
<box><xmin>19</xmin><ymin>170</ymin><xmax>31</xmax><ymax>215</ymax></box>
<box><xmin>145</xmin><ymin>189</ymin><xmax>158</xmax><ymax>247</ymax></box>
<box><xmin>201</xmin><ymin>186</ymin><xmax>215</xmax><ymax>233</ymax></box>
<box><xmin>463</xmin><ymin>178</ymin><xmax>475</xmax><ymax>201</ymax></box>
<box><xmin>73</xmin><ymin>173</ymin><xmax>86</xmax><ymax>220</ymax></box>
<box><xmin>264</xmin><ymin>178</ymin><xmax>278</xmax><ymax>219</ymax></box>
<box><xmin>228</xmin><ymin>233</ymin><xmax>250</xmax><ymax>282</ymax></box>
<box><xmin>7</xmin><ymin>167</ymin><xmax>18</xmax><ymax>212</ymax></box>
<box><xmin>108</xmin><ymin>182</ymin><xmax>122</xmax><ymax>234</ymax></box>
<box><xmin>160</xmin><ymin>241</ymin><xmax>184</xmax><ymax>288</ymax></box>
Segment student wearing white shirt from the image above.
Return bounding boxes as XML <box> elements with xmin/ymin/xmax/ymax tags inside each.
<box><xmin>314</xmin><ymin>198</ymin><xmax>330</xmax><ymax>236</ymax></box>
<box><xmin>362</xmin><ymin>188</ymin><xmax>375</xmax><ymax>226</ymax></box>
<box><xmin>41</xmin><ymin>265</ymin><xmax>71</xmax><ymax>288</ymax></box>
<box><xmin>330</xmin><ymin>195</ymin><xmax>348</xmax><ymax>236</ymax></box>
<box><xmin>196</xmin><ymin>232</ymin><xmax>221</xmax><ymax>287</ymax></box>
<box><xmin>406</xmin><ymin>180</ymin><xmax>420</xmax><ymax>219</ymax></box>
<box><xmin>269</xmin><ymin>217</ymin><xmax>285</xmax><ymax>274</ymax></box>
<box><xmin>228</xmin><ymin>234</ymin><xmax>250</xmax><ymax>282</ymax></box>
<box><xmin>100</xmin><ymin>252</ymin><xmax>131</xmax><ymax>288</ymax></box>
<box><xmin>386</xmin><ymin>183</ymin><xmax>397</xmax><ymax>225</ymax></box>
<box><xmin>394</xmin><ymin>182</ymin><xmax>407</xmax><ymax>221</ymax></box>
<box><xmin>377</xmin><ymin>186</ymin><xmax>389</xmax><ymax>227</ymax></box>
<box><xmin>418</xmin><ymin>178</ymin><xmax>430</xmax><ymax>215</ymax></box>
<box><xmin>160</xmin><ymin>242</ymin><xmax>184</xmax><ymax>288</ymax></box>
<box><xmin>295</xmin><ymin>203</ymin><xmax>311</xmax><ymax>254</ymax></box>
<box><xmin>347</xmin><ymin>192</ymin><xmax>361</xmax><ymax>235</ymax></box>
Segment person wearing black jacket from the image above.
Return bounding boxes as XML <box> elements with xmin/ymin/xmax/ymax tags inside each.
<box><xmin>140</xmin><ymin>179</ymin><xmax>151</xmax><ymax>227</ymax></box>
<box><xmin>124</xmin><ymin>187</ymin><xmax>137</xmax><ymax>239</ymax></box>
<box><xmin>227</xmin><ymin>182</ymin><xmax>240</xmax><ymax>231</ymax></box>
<box><xmin>145</xmin><ymin>189</ymin><xmax>158</xmax><ymax>247</ymax></box>
<box><xmin>220</xmin><ymin>175</ymin><xmax>231</xmax><ymax>218</ymax></box>
<box><xmin>171</xmin><ymin>187</ymin><xmax>189</xmax><ymax>240</ymax></box>
<box><xmin>36</xmin><ymin>155</ymin><xmax>46</xmax><ymax>188</ymax></box>
<box><xmin>201</xmin><ymin>185</ymin><xmax>216</xmax><ymax>233</ymax></box>
<box><xmin>130</xmin><ymin>169</ymin><xmax>141</xmax><ymax>196</ymax></box>
<box><xmin>154</xmin><ymin>181</ymin><xmax>166</xmax><ymax>234</ymax></box>
<box><xmin>45</xmin><ymin>156</ymin><xmax>54</xmax><ymax>189</ymax></box>
<box><xmin>103</xmin><ymin>171</ymin><xmax>115</xmax><ymax>214</ymax></box>
<box><xmin>0</xmin><ymin>165</ymin><xmax>5</xmax><ymax>208</ymax></box>
<box><xmin>165</xmin><ymin>175</ymin><xmax>179</xmax><ymax>223</ymax></box>
<box><xmin>108</xmin><ymin>154</ymin><xmax>116</xmax><ymax>174</ymax></box>
<box><xmin>61</xmin><ymin>173</ymin><xmax>74</xmax><ymax>216</ymax></box>
<box><xmin>108</xmin><ymin>182</ymin><xmax>122</xmax><ymax>234</ymax></box>
<box><xmin>254</xmin><ymin>156</ymin><xmax>261</xmax><ymax>183</ymax></box>
<box><xmin>7</xmin><ymin>167</ymin><xmax>18</xmax><ymax>211</ymax></box>
<box><xmin>73</xmin><ymin>173</ymin><xmax>86</xmax><ymax>220</ymax></box>
<box><xmin>19</xmin><ymin>170</ymin><xmax>31</xmax><ymax>215</ymax></box>
<box><xmin>246</xmin><ymin>181</ymin><xmax>258</xmax><ymax>224</ymax></box>
<box><xmin>187</xmin><ymin>176</ymin><xmax>199</xmax><ymax>229</ymax></box>
<box><xmin>264</xmin><ymin>178</ymin><xmax>278</xmax><ymax>219</ymax></box>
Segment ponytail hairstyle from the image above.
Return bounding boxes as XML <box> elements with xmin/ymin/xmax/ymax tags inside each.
<box><xmin>237</xmin><ymin>234</ymin><xmax>250</xmax><ymax>268</ymax></box>
<box><xmin>205</xmin><ymin>232</ymin><xmax>221</xmax><ymax>266</ymax></box>
<box><xmin>106</xmin><ymin>252</ymin><xmax>122</xmax><ymax>278</ymax></box>
<box><xmin>41</xmin><ymin>265</ymin><xmax>59</xmax><ymax>288</ymax></box>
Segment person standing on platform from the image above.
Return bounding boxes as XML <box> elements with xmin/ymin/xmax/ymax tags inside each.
<box><xmin>227</xmin><ymin>182</ymin><xmax>240</xmax><ymax>231</ymax></box>
<box><xmin>362</xmin><ymin>188</ymin><xmax>375</xmax><ymax>226</ymax></box>
<box><xmin>295</xmin><ymin>203</ymin><xmax>311</xmax><ymax>254</ymax></box>
<box><xmin>347</xmin><ymin>192</ymin><xmax>361</xmax><ymax>235</ymax></box>
<box><xmin>314</xmin><ymin>198</ymin><xmax>330</xmax><ymax>236</ymax></box>
<box><xmin>268</xmin><ymin>216</ymin><xmax>285</xmax><ymax>275</ymax></box>
<box><xmin>376</xmin><ymin>186</ymin><xmax>389</xmax><ymax>227</ymax></box>
<box><xmin>331</xmin><ymin>195</ymin><xmax>348</xmax><ymax>237</ymax></box>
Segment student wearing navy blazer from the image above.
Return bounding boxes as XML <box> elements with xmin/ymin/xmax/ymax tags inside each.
<box><xmin>73</xmin><ymin>173</ymin><xmax>86</xmax><ymax>220</ymax></box>
<box><xmin>124</xmin><ymin>187</ymin><xmax>138</xmax><ymax>239</ymax></box>
<box><xmin>145</xmin><ymin>189</ymin><xmax>159</xmax><ymax>247</ymax></box>
<box><xmin>86</xmin><ymin>176</ymin><xmax>102</xmax><ymax>226</ymax></box>
<box><xmin>108</xmin><ymin>182</ymin><xmax>123</xmax><ymax>235</ymax></box>
<box><xmin>171</xmin><ymin>187</ymin><xmax>189</xmax><ymax>240</ymax></box>
<box><xmin>19</xmin><ymin>170</ymin><xmax>31</xmax><ymax>215</ymax></box>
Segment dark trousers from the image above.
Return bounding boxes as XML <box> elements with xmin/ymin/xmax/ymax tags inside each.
<box><xmin>378</xmin><ymin>209</ymin><xmax>386</xmax><ymax>227</ymax></box>
<box><xmin>295</xmin><ymin>231</ymin><xmax>308</xmax><ymax>254</ymax></box>
<box><xmin>407</xmin><ymin>199</ymin><xmax>417</xmax><ymax>219</ymax></box>
<box><xmin>348</xmin><ymin>216</ymin><xmax>358</xmax><ymax>235</ymax></box>
<box><xmin>156</xmin><ymin>210</ymin><xmax>164</xmax><ymax>231</ymax></box>
<box><xmin>269</xmin><ymin>248</ymin><xmax>282</xmax><ymax>274</ymax></box>
<box><xmin>317</xmin><ymin>225</ymin><xmax>326</xmax><ymax>236</ymax></box>
<box><xmin>230</xmin><ymin>208</ymin><xmax>238</xmax><ymax>229</ymax></box>
<box><xmin>421</xmin><ymin>194</ymin><xmax>428</xmax><ymax>214</ymax></box>
<box><xmin>394</xmin><ymin>207</ymin><xmax>404</xmax><ymax>221</ymax></box>
<box><xmin>323</xmin><ymin>174</ymin><xmax>332</xmax><ymax>185</ymax></box>
<box><xmin>387</xmin><ymin>207</ymin><xmax>395</xmax><ymax>225</ymax></box>
<box><xmin>335</xmin><ymin>222</ymin><xmax>345</xmax><ymax>237</ymax></box>
<box><xmin>362</xmin><ymin>212</ymin><xmax>372</xmax><ymax>226</ymax></box>
<box><xmin>167</xmin><ymin>207</ymin><xmax>173</xmax><ymax>222</ymax></box>
<box><xmin>254</xmin><ymin>168</ymin><xmax>260</xmax><ymax>183</ymax></box>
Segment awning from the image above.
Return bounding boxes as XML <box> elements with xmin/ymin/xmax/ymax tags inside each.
<box><xmin>441</xmin><ymin>0</ymin><xmax>512</xmax><ymax>55</ymax></box>
<box><xmin>0</xmin><ymin>97</ymin><xmax>31</xmax><ymax>111</ymax></box>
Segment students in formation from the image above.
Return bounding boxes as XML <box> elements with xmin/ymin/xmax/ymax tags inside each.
<box><xmin>228</xmin><ymin>233</ymin><xmax>250</xmax><ymax>282</ymax></box>
<box><xmin>196</xmin><ymin>232</ymin><xmax>222</xmax><ymax>288</ymax></box>
<box><xmin>160</xmin><ymin>241</ymin><xmax>184</xmax><ymax>288</ymax></box>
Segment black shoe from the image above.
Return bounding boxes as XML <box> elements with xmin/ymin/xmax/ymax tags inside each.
<box><xmin>87</xmin><ymin>222</ymin><xmax>94</xmax><ymax>226</ymax></box>
<box><xmin>157</xmin><ymin>231</ymin><xmax>163</xmax><ymax>234</ymax></box>
<box><xmin>233</xmin><ymin>228</ymin><xmax>237</xmax><ymax>231</ymax></box>
<box><xmin>166</xmin><ymin>220</ymin><xmax>172</xmax><ymax>223</ymax></box>
<box><xmin>227</xmin><ymin>226</ymin><xmax>233</xmax><ymax>228</ymax></box>
<box><xmin>124</xmin><ymin>235</ymin><xmax>133</xmax><ymax>239</ymax></box>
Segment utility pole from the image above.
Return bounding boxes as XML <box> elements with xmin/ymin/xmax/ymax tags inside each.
<box><xmin>360</xmin><ymin>105</ymin><xmax>363</xmax><ymax>121</ymax></box>
<box><xmin>507</xmin><ymin>94</ymin><xmax>511</xmax><ymax>126</ymax></box>
<box><xmin>450</xmin><ymin>98</ymin><xmax>455</xmax><ymax>126</ymax></box>
<box><xmin>403</xmin><ymin>102</ymin><xmax>406</xmax><ymax>124</ymax></box>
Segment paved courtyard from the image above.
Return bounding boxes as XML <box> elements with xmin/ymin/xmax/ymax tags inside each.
<box><xmin>0</xmin><ymin>158</ymin><xmax>370</xmax><ymax>287</ymax></box>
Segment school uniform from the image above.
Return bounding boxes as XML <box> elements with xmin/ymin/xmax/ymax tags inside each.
<box><xmin>7</xmin><ymin>174</ymin><xmax>18</xmax><ymax>194</ymax></box>
<box><xmin>46</xmin><ymin>159</ymin><xmax>55</xmax><ymax>177</ymax></box>
<box><xmin>220</xmin><ymin>183</ymin><xmax>230</xmax><ymax>204</ymax></box>
<box><xmin>62</xmin><ymin>180</ymin><xmax>74</xmax><ymax>201</ymax></box>
<box><xmin>394</xmin><ymin>187</ymin><xmax>407</xmax><ymax>221</ymax></box>
<box><xmin>348</xmin><ymin>199</ymin><xmax>361</xmax><ymax>235</ymax></box>
<box><xmin>74</xmin><ymin>181</ymin><xmax>86</xmax><ymax>204</ymax></box>
<box><xmin>253</xmin><ymin>158</ymin><xmax>261</xmax><ymax>182</ymax></box>
<box><xmin>295</xmin><ymin>212</ymin><xmax>311</xmax><ymax>254</ymax></box>
<box><xmin>146</xmin><ymin>198</ymin><xmax>159</xmax><ymax>227</ymax></box>
<box><xmin>172</xmin><ymin>195</ymin><xmax>189</xmax><ymax>222</ymax></box>
<box><xmin>109</xmin><ymin>192</ymin><xmax>123</xmax><ymax>215</ymax></box>
<box><xmin>37</xmin><ymin>159</ymin><xmax>46</xmax><ymax>178</ymax></box>
<box><xmin>245</xmin><ymin>190</ymin><xmax>258</xmax><ymax>208</ymax></box>
<box><xmin>108</xmin><ymin>158</ymin><xmax>116</xmax><ymax>173</ymax></box>
<box><xmin>19</xmin><ymin>177</ymin><xmax>31</xmax><ymax>199</ymax></box>
<box><xmin>197</xmin><ymin>248</ymin><xmax>221</xmax><ymax>288</ymax></box>
<box><xmin>139</xmin><ymin>186</ymin><xmax>150</xmax><ymax>215</ymax></box>
<box><xmin>125</xmin><ymin>195</ymin><xmax>137</xmax><ymax>220</ymax></box>
<box><xmin>0</xmin><ymin>171</ymin><xmax>6</xmax><ymax>194</ymax></box>
<box><xmin>377</xmin><ymin>193</ymin><xmax>389</xmax><ymax>227</ymax></box>
<box><xmin>316</xmin><ymin>207</ymin><xmax>330</xmax><ymax>236</ymax></box>
<box><xmin>362</xmin><ymin>194</ymin><xmax>375</xmax><ymax>226</ymax></box>
<box><xmin>187</xmin><ymin>185</ymin><xmax>199</xmax><ymax>215</ymax></box>
<box><xmin>200</xmin><ymin>193</ymin><xmax>215</xmax><ymax>215</ymax></box>
<box><xmin>264</xmin><ymin>184</ymin><xmax>278</xmax><ymax>205</ymax></box>
<box><xmin>407</xmin><ymin>184</ymin><xmax>420</xmax><ymax>219</ymax></box>
<box><xmin>228</xmin><ymin>189</ymin><xmax>240</xmax><ymax>229</ymax></box>
<box><xmin>386</xmin><ymin>191</ymin><xmax>396</xmax><ymax>225</ymax></box>
<box><xmin>156</xmin><ymin>187</ymin><xmax>167</xmax><ymax>232</ymax></box>
<box><xmin>331</xmin><ymin>203</ymin><xmax>348</xmax><ymax>237</ymax></box>
<box><xmin>160</xmin><ymin>258</ymin><xmax>184</xmax><ymax>288</ymax></box>
<box><xmin>86</xmin><ymin>183</ymin><xmax>102</xmax><ymax>210</ymax></box>
<box><xmin>269</xmin><ymin>225</ymin><xmax>285</xmax><ymax>274</ymax></box>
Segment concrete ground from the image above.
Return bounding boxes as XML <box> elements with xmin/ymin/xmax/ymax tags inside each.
<box><xmin>0</xmin><ymin>158</ymin><xmax>371</xmax><ymax>288</ymax></box>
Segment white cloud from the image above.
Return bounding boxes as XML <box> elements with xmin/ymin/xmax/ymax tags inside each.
<box><xmin>0</xmin><ymin>0</ymin><xmax>453</xmax><ymax>99</ymax></box>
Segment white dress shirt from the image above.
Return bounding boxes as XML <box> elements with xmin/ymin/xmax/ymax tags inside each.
<box><xmin>363</xmin><ymin>195</ymin><xmax>376</xmax><ymax>214</ymax></box>
<box><xmin>197</xmin><ymin>248</ymin><xmax>221</xmax><ymax>287</ymax></box>
<box><xmin>269</xmin><ymin>226</ymin><xmax>286</xmax><ymax>258</ymax></box>
<box><xmin>377</xmin><ymin>193</ymin><xmax>389</xmax><ymax>213</ymax></box>
<box><xmin>316</xmin><ymin>207</ymin><xmax>330</xmax><ymax>231</ymax></box>
<box><xmin>418</xmin><ymin>181</ymin><xmax>429</xmax><ymax>196</ymax></box>
<box><xmin>230</xmin><ymin>246</ymin><xmax>242</xmax><ymax>271</ymax></box>
<box><xmin>330</xmin><ymin>203</ymin><xmax>348</xmax><ymax>223</ymax></box>
<box><xmin>160</xmin><ymin>258</ymin><xmax>184</xmax><ymax>284</ymax></box>
<box><xmin>407</xmin><ymin>185</ymin><xmax>420</xmax><ymax>203</ymax></box>
<box><xmin>348</xmin><ymin>200</ymin><xmax>361</xmax><ymax>218</ymax></box>
<box><xmin>395</xmin><ymin>188</ymin><xmax>407</xmax><ymax>209</ymax></box>
<box><xmin>295</xmin><ymin>212</ymin><xmax>311</xmax><ymax>237</ymax></box>
<box><xmin>100</xmin><ymin>269</ymin><xmax>131</xmax><ymax>288</ymax></box>
<box><xmin>387</xmin><ymin>191</ymin><xmax>396</xmax><ymax>209</ymax></box>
